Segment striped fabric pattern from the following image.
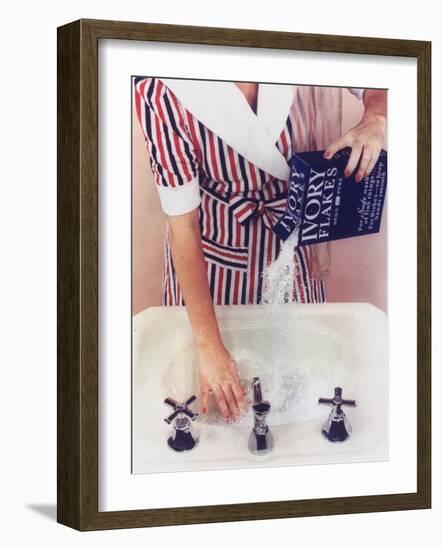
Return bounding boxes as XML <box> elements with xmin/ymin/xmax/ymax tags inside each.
<box><xmin>134</xmin><ymin>77</ymin><xmax>326</xmax><ymax>306</ymax></box>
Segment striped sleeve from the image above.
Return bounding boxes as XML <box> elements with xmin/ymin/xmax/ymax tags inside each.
<box><xmin>347</xmin><ymin>88</ymin><xmax>365</xmax><ymax>100</ymax></box>
<box><xmin>134</xmin><ymin>77</ymin><xmax>201</xmax><ymax>216</ymax></box>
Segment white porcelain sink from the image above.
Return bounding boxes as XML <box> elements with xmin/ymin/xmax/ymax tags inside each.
<box><xmin>132</xmin><ymin>303</ymin><xmax>388</xmax><ymax>474</ymax></box>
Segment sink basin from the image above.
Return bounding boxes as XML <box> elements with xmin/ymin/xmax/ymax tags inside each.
<box><xmin>132</xmin><ymin>303</ymin><xmax>388</xmax><ymax>474</ymax></box>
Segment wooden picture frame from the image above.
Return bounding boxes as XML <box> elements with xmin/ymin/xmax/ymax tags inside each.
<box><xmin>57</xmin><ymin>18</ymin><xmax>431</xmax><ymax>530</ymax></box>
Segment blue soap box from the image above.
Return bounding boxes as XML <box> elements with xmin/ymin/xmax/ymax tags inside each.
<box><xmin>273</xmin><ymin>148</ymin><xmax>388</xmax><ymax>244</ymax></box>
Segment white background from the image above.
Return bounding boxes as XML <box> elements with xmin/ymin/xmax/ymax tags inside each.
<box><xmin>0</xmin><ymin>0</ymin><xmax>439</xmax><ymax>547</ymax></box>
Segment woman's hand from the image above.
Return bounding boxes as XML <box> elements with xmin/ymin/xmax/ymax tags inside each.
<box><xmin>197</xmin><ymin>340</ymin><xmax>246</xmax><ymax>420</ymax></box>
<box><xmin>324</xmin><ymin>89</ymin><xmax>387</xmax><ymax>182</ymax></box>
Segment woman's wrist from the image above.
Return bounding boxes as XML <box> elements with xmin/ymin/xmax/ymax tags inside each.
<box><xmin>362</xmin><ymin>110</ymin><xmax>387</xmax><ymax>128</ymax></box>
<box><xmin>195</xmin><ymin>330</ymin><xmax>224</xmax><ymax>351</ymax></box>
<box><xmin>362</xmin><ymin>89</ymin><xmax>387</xmax><ymax>122</ymax></box>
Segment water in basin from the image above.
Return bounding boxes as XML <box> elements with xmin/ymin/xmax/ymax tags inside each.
<box><xmin>164</xmin><ymin>317</ymin><xmax>354</xmax><ymax>428</ymax></box>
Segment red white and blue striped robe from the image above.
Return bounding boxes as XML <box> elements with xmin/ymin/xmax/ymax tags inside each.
<box><xmin>134</xmin><ymin>77</ymin><xmax>330</xmax><ymax>306</ymax></box>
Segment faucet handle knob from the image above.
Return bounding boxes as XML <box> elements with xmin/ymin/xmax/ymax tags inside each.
<box><xmin>164</xmin><ymin>409</ymin><xmax>180</xmax><ymax>425</ymax></box>
<box><xmin>164</xmin><ymin>395</ymin><xmax>199</xmax><ymax>452</ymax></box>
<box><xmin>164</xmin><ymin>397</ymin><xmax>179</xmax><ymax>408</ymax></box>
<box><xmin>164</xmin><ymin>394</ymin><xmax>199</xmax><ymax>424</ymax></box>
<box><xmin>318</xmin><ymin>387</ymin><xmax>356</xmax><ymax>443</ymax></box>
<box><xmin>318</xmin><ymin>387</ymin><xmax>356</xmax><ymax>408</ymax></box>
<box><xmin>185</xmin><ymin>395</ymin><xmax>197</xmax><ymax>407</ymax></box>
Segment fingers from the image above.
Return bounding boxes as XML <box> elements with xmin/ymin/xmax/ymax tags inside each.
<box><xmin>224</xmin><ymin>385</ymin><xmax>240</xmax><ymax>417</ymax></box>
<box><xmin>200</xmin><ymin>376</ymin><xmax>210</xmax><ymax>415</ymax></box>
<box><xmin>213</xmin><ymin>387</ymin><xmax>230</xmax><ymax>420</ymax></box>
<box><xmin>230</xmin><ymin>378</ymin><xmax>246</xmax><ymax>411</ymax></box>
<box><xmin>202</xmin><ymin>379</ymin><xmax>240</xmax><ymax>420</ymax></box>
<box><xmin>213</xmin><ymin>380</ymin><xmax>245</xmax><ymax>420</ymax></box>
<box><xmin>355</xmin><ymin>145</ymin><xmax>373</xmax><ymax>182</ymax></box>
<box><xmin>365</xmin><ymin>144</ymin><xmax>382</xmax><ymax>179</ymax></box>
<box><xmin>354</xmin><ymin>143</ymin><xmax>382</xmax><ymax>182</ymax></box>
<box><xmin>344</xmin><ymin>141</ymin><xmax>363</xmax><ymax>177</ymax></box>
<box><xmin>324</xmin><ymin>135</ymin><xmax>348</xmax><ymax>159</ymax></box>
<box><xmin>216</xmin><ymin>380</ymin><xmax>244</xmax><ymax>420</ymax></box>
<box><xmin>228</xmin><ymin>362</ymin><xmax>246</xmax><ymax>410</ymax></box>
<box><xmin>199</xmin><ymin>352</ymin><xmax>246</xmax><ymax>421</ymax></box>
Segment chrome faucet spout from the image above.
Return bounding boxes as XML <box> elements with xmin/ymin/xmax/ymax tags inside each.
<box><xmin>248</xmin><ymin>377</ymin><xmax>274</xmax><ymax>455</ymax></box>
<box><xmin>252</xmin><ymin>377</ymin><xmax>263</xmax><ymax>405</ymax></box>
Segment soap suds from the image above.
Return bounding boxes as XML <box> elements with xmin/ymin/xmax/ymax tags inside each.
<box><xmin>200</xmin><ymin>321</ymin><xmax>348</xmax><ymax>428</ymax></box>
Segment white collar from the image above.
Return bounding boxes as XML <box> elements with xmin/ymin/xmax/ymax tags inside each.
<box><xmin>161</xmin><ymin>79</ymin><xmax>293</xmax><ymax>181</ymax></box>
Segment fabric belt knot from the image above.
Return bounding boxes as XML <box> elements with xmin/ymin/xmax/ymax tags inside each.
<box><xmin>229</xmin><ymin>193</ymin><xmax>287</xmax><ymax>230</ymax></box>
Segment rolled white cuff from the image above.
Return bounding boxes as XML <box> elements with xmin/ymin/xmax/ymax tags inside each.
<box><xmin>156</xmin><ymin>177</ymin><xmax>201</xmax><ymax>216</ymax></box>
<box><xmin>347</xmin><ymin>87</ymin><xmax>365</xmax><ymax>100</ymax></box>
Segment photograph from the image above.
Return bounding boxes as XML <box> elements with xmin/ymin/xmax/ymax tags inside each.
<box><xmin>53</xmin><ymin>14</ymin><xmax>431</xmax><ymax>532</ymax></box>
<box><xmin>131</xmin><ymin>76</ymin><xmax>389</xmax><ymax>474</ymax></box>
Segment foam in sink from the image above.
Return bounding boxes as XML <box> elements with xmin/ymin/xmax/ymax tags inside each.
<box><xmin>164</xmin><ymin>315</ymin><xmax>355</xmax><ymax>428</ymax></box>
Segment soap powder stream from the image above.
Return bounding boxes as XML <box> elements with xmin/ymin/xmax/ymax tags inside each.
<box><xmin>256</xmin><ymin>228</ymin><xmax>314</xmax><ymax>425</ymax></box>
<box><xmin>261</xmin><ymin>230</ymin><xmax>300</xmax><ymax>307</ymax></box>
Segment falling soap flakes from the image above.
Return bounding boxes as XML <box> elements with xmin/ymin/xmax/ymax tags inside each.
<box><xmin>262</xmin><ymin>229</ymin><xmax>300</xmax><ymax>306</ymax></box>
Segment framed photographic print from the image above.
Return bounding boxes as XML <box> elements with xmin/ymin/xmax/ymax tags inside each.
<box><xmin>57</xmin><ymin>19</ymin><xmax>431</xmax><ymax>530</ymax></box>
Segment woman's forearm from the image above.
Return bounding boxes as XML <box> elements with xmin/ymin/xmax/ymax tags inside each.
<box><xmin>167</xmin><ymin>209</ymin><xmax>245</xmax><ymax>418</ymax></box>
<box><xmin>167</xmin><ymin>209</ymin><xmax>222</xmax><ymax>347</ymax></box>
<box><xmin>362</xmin><ymin>89</ymin><xmax>387</xmax><ymax>120</ymax></box>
